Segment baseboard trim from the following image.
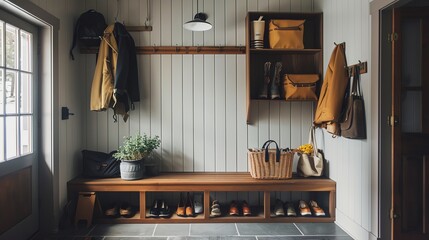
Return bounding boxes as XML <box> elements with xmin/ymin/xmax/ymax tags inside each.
<box><xmin>336</xmin><ymin>209</ymin><xmax>379</xmax><ymax>240</ymax></box>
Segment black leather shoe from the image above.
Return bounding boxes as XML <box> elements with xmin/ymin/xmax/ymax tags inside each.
<box><xmin>149</xmin><ymin>200</ymin><xmax>160</xmax><ymax>217</ymax></box>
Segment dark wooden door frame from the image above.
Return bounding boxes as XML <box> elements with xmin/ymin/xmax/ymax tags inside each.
<box><xmin>392</xmin><ymin>6</ymin><xmax>429</xmax><ymax>240</ymax></box>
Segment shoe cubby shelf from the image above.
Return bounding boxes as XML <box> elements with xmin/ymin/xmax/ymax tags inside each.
<box><xmin>68</xmin><ymin>172</ymin><xmax>336</xmax><ymax>224</ymax></box>
<box><xmin>245</xmin><ymin>12</ymin><xmax>323</xmax><ymax>123</ymax></box>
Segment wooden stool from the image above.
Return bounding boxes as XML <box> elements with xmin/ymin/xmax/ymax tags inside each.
<box><xmin>74</xmin><ymin>192</ymin><xmax>98</xmax><ymax>227</ymax></box>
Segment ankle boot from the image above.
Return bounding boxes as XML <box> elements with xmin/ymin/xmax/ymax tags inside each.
<box><xmin>259</xmin><ymin>62</ymin><xmax>271</xmax><ymax>98</ymax></box>
<box><xmin>271</xmin><ymin>62</ymin><xmax>282</xmax><ymax>99</ymax></box>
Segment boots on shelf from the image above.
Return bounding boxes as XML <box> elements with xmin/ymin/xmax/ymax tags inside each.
<box><xmin>259</xmin><ymin>62</ymin><xmax>271</xmax><ymax>99</ymax></box>
<box><xmin>271</xmin><ymin>62</ymin><xmax>282</xmax><ymax>99</ymax></box>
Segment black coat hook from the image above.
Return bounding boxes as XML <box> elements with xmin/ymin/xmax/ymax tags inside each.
<box><xmin>61</xmin><ymin>107</ymin><xmax>75</xmax><ymax>120</ymax></box>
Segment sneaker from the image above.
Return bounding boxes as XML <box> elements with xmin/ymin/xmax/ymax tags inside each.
<box><xmin>159</xmin><ymin>200</ymin><xmax>171</xmax><ymax>218</ymax></box>
<box><xmin>309</xmin><ymin>200</ymin><xmax>326</xmax><ymax>216</ymax></box>
<box><xmin>285</xmin><ymin>202</ymin><xmax>297</xmax><ymax>216</ymax></box>
<box><xmin>274</xmin><ymin>199</ymin><xmax>285</xmax><ymax>216</ymax></box>
<box><xmin>210</xmin><ymin>200</ymin><xmax>221</xmax><ymax>217</ymax></box>
<box><xmin>259</xmin><ymin>62</ymin><xmax>271</xmax><ymax>98</ymax></box>
<box><xmin>299</xmin><ymin>200</ymin><xmax>311</xmax><ymax>216</ymax></box>
<box><xmin>271</xmin><ymin>62</ymin><xmax>282</xmax><ymax>99</ymax></box>
<box><xmin>193</xmin><ymin>193</ymin><xmax>203</xmax><ymax>214</ymax></box>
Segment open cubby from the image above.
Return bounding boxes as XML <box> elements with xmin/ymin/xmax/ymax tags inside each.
<box><xmin>245</xmin><ymin>12</ymin><xmax>323</xmax><ymax>123</ymax></box>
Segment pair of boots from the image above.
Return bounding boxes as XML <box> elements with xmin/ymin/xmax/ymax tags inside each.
<box><xmin>259</xmin><ymin>62</ymin><xmax>282</xmax><ymax>99</ymax></box>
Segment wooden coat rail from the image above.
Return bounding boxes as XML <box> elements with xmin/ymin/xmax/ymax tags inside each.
<box><xmin>346</xmin><ymin>61</ymin><xmax>367</xmax><ymax>77</ymax></box>
<box><xmin>334</xmin><ymin>42</ymin><xmax>368</xmax><ymax>77</ymax></box>
<box><xmin>125</xmin><ymin>26</ymin><xmax>153</xmax><ymax>32</ymax></box>
<box><xmin>80</xmin><ymin>46</ymin><xmax>246</xmax><ymax>55</ymax></box>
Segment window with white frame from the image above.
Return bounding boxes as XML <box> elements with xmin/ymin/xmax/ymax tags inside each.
<box><xmin>0</xmin><ymin>20</ymin><xmax>33</xmax><ymax>162</ymax></box>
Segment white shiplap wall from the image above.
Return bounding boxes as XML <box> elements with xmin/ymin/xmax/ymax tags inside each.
<box><xmin>82</xmin><ymin>0</ymin><xmax>315</xmax><ymax>174</ymax></box>
<box><xmin>81</xmin><ymin>0</ymin><xmax>315</xmax><ymax>207</ymax></box>
<box><xmin>314</xmin><ymin>1</ymin><xmax>373</xmax><ymax>239</ymax></box>
<box><xmin>29</xmin><ymin>0</ymin><xmax>376</xmax><ymax>238</ymax></box>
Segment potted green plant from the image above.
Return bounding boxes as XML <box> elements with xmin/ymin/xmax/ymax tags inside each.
<box><xmin>113</xmin><ymin>134</ymin><xmax>161</xmax><ymax>180</ymax></box>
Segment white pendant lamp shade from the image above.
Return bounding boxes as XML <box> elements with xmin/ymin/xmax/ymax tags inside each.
<box><xmin>183</xmin><ymin>13</ymin><xmax>212</xmax><ymax>31</ymax></box>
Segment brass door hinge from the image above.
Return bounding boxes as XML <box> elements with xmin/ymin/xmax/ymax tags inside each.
<box><xmin>388</xmin><ymin>32</ymin><xmax>398</xmax><ymax>43</ymax></box>
<box><xmin>390</xmin><ymin>208</ymin><xmax>400</xmax><ymax>219</ymax></box>
<box><xmin>388</xmin><ymin>115</ymin><xmax>399</xmax><ymax>127</ymax></box>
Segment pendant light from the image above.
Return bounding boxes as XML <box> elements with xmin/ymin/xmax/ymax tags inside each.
<box><xmin>183</xmin><ymin>1</ymin><xmax>212</xmax><ymax>31</ymax></box>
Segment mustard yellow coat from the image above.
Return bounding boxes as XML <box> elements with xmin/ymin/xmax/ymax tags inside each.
<box><xmin>90</xmin><ymin>25</ymin><xmax>117</xmax><ymax>111</ymax></box>
<box><xmin>314</xmin><ymin>43</ymin><xmax>349</xmax><ymax>135</ymax></box>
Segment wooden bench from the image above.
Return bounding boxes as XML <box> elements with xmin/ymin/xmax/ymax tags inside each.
<box><xmin>68</xmin><ymin>172</ymin><xmax>336</xmax><ymax>224</ymax></box>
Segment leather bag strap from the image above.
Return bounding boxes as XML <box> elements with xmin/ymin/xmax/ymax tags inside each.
<box><xmin>262</xmin><ymin>140</ymin><xmax>281</xmax><ymax>162</ymax></box>
<box><xmin>308</xmin><ymin>126</ymin><xmax>318</xmax><ymax>156</ymax></box>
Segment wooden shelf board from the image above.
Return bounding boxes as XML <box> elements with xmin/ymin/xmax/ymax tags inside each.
<box><xmin>80</xmin><ymin>46</ymin><xmax>246</xmax><ymax>55</ymax></box>
<box><xmin>249</xmin><ymin>49</ymin><xmax>322</xmax><ymax>54</ymax></box>
<box><xmin>96</xmin><ymin>211</ymin><xmax>141</xmax><ymax>223</ymax></box>
<box><xmin>68</xmin><ymin>173</ymin><xmax>336</xmax><ymax>192</ymax></box>
<box><xmin>145</xmin><ymin>209</ymin><xmax>205</xmax><ymax>220</ymax></box>
<box><xmin>250</xmin><ymin>99</ymin><xmax>318</xmax><ymax>102</ymax></box>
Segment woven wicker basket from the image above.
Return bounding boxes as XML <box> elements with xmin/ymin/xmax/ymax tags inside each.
<box><xmin>248</xmin><ymin>148</ymin><xmax>294</xmax><ymax>179</ymax></box>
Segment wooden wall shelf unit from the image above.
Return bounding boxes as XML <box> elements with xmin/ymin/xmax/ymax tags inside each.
<box><xmin>68</xmin><ymin>172</ymin><xmax>336</xmax><ymax>224</ymax></box>
<box><xmin>80</xmin><ymin>46</ymin><xmax>246</xmax><ymax>55</ymax></box>
<box><xmin>246</xmin><ymin>12</ymin><xmax>323</xmax><ymax>123</ymax></box>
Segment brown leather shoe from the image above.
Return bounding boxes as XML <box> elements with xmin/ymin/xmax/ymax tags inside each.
<box><xmin>309</xmin><ymin>200</ymin><xmax>325</xmax><ymax>216</ymax></box>
<box><xmin>185</xmin><ymin>192</ymin><xmax>195</xmax><ymax>217</ymax></box>
<box><xmin>176</xmin><ymin>193</ymin><xmax>186</xmax><ymax>217</ymax></box>
<box><xmin>242</xmin><ymin>200</ymin><xmax>252</xmax><ymax>216</ymax></box>
<box><xmin>105</xmin><ymin>202</ymin><xmax>119</xmax><ymax>217</ymax></box>
<box><xmin>299</xmin><ymin>200</ymin><xmax>311</xmax><ymax>216</ymax></box>
<box><xmin>229</xmin><ymin>200</ymin><xmax>239</xmax><ymax>216</ymax></box>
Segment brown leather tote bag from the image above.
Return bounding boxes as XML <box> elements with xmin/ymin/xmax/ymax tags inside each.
<box><xmin>340</xmin><ymin>65</ymin><xmax>367</xmax><ymax>139</ymax></box>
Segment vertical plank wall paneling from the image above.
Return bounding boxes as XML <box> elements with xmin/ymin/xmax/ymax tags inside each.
<box><xmin>314</xmin><ymin>1</ymin><xmax>373</xmax><ymax>239</ymax></box>
<box><xmin>80</xmin><ymin>0</ymin><xmax>316</xmax><ymax>205</ymax></box>
<box><xmin>28</xmin><ymin>0</ymin><xmax>377</xmax><ymax>238</ymax></box>
<box><xmin>82</xmin><ymin>0</ymin><xmax>314</xmax><ymax>172</ymax></box>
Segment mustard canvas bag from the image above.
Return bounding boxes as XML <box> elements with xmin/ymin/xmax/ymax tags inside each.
<box><xmin>283</xmin><ymin>74</ymin><xmax>319</xmax><ymax>101</ymax></box>
<box><xmin>269</xmin><ymin>19</ymin><xmax>305</xmax><ymax>49</ymax></box>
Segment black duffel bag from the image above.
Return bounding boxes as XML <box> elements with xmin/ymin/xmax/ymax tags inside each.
<box><xmin>82</xmin><ymin>150</ymin><xmax>120</xmax><ymax>178</ymax></box>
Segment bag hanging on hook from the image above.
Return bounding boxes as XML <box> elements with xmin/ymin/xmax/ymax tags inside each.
<box><xmin>340</xmin><ymin>65</ymin><xmax>367</xmax><ymax>139</ymax></box>
<box><xmin>70</xmin><ymin>9</ymin><xmax>107</xmax><ymax>60</ymax></box>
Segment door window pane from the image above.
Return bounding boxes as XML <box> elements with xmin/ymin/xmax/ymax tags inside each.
<box><xmin>5</xmin><ymin>24</ymin><xmax>18</xmax><ymax>69</ymax></box>
<box><xmin>20</xmin><ymin>116</ymin><xmax>31</xmax><ymax>155</ymax></box>
<box><xmin>0</xmin><ymin>21</ymin><xmax>3</xmax><ymax>67</ymax></box>
<box><xmin>20</xmin><ymin>73</ymin><xmax>31</xmax><ymax>113</ymax></box>
<box><xmin>402</xmin><ymin>19</ymin><xmax>421</xmax><ymax>87</ymax></box>
<box><xmin>0</xmin><ymin>117</ymin><xmax>3</xmax><ymax>162</ymax></box>
<box><xmin>20</xmin><ymin>30</ymin><xmax>31</xmax><ymax>72</ymax></box>
<box><xmin>6</xmin><ymin>116</ymin><xmax>17</xmax><ymax>159</ymax></box>
<box><xmin>402</xmin><ymin>91</ymin><xmax>422</xmax><ymax>133</ymax></box>
<box><xmin>5</xmin><ymin>70</ymin><xmax>17</xmax><ymax>114</ymax></box>
<box><xmin>0</xmin><ymin>18</ymin><xmax>34</xmax><ymax>162</ymax></box>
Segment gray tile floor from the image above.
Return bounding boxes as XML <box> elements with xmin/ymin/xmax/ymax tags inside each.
<box><xmin>47</xmin><ymin>223</ymin><xmax>354</xmax><ymax>240</ymax></box>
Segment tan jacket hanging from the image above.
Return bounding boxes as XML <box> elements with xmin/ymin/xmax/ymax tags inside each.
<box><xmin>314</xmin><ymin>43</ymin><xmax>349</xmax><ymax>135</ymax></box>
